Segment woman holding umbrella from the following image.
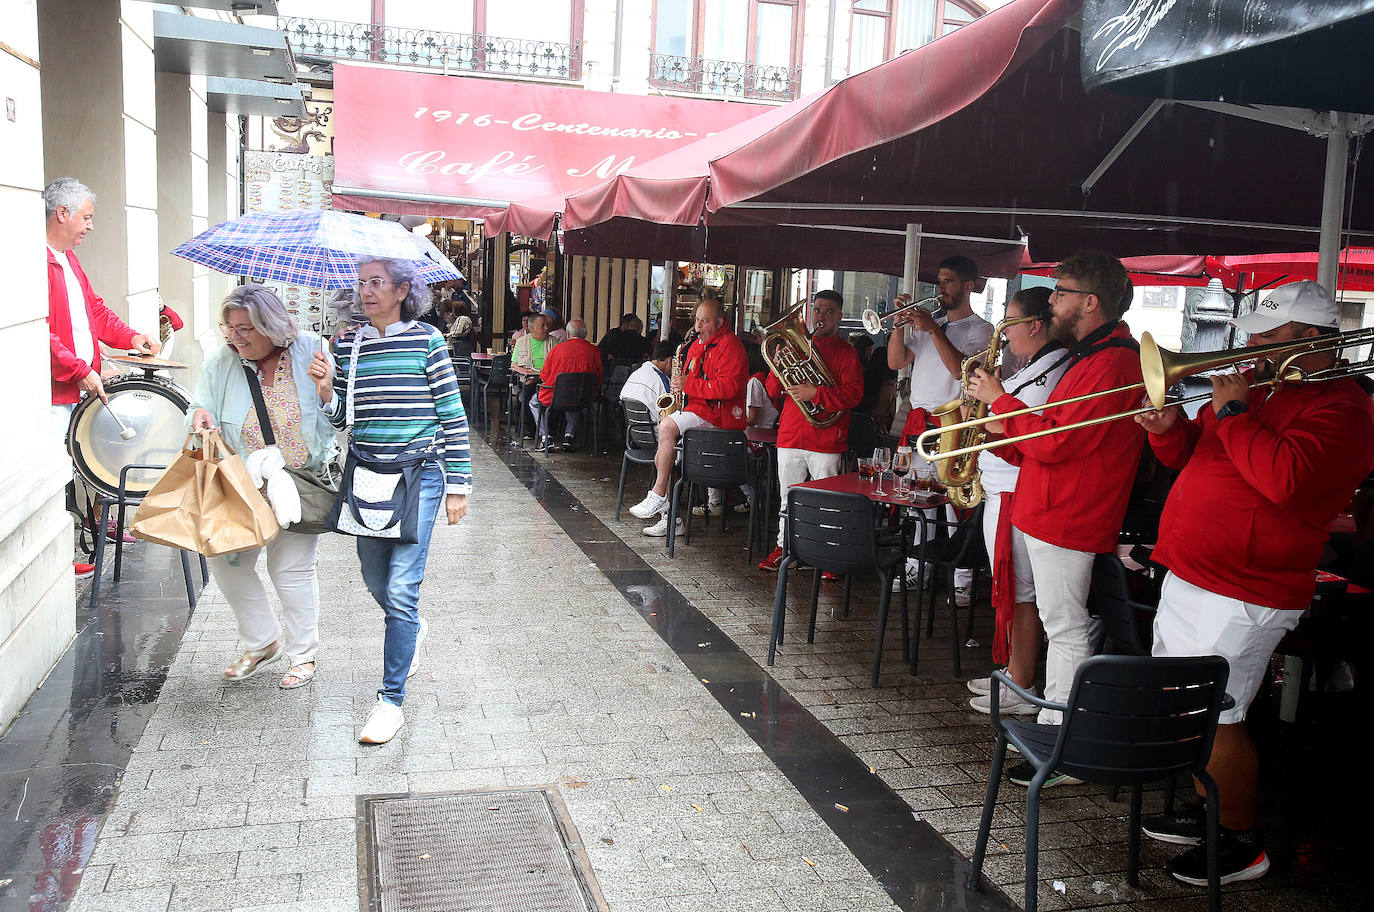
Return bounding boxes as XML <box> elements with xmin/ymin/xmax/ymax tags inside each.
<box><xmin>309</xmin><ymin>258</ymin><xmax>471</xmax><ymax>745</ymax></box>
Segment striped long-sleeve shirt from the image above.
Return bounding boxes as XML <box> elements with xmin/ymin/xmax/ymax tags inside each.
<box><xmin>325</xmin><ymin>320</ymin><xmax>472</xmax><ymax>494</ymax></box>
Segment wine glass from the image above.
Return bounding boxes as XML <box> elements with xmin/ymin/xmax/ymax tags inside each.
<box><xmin>892</xmin><ymin>446</ymin><xmax>914</xmax><ymax>499</ymax></box>
<box><xmin>872</xmin><ymin>446</ymin><xmax>892</xmax><ymax>495</ymax></box>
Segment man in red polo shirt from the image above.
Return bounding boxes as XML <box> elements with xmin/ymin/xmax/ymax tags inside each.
<box><xmin>757</xmin><ymin>291</ymin><xmax>864</xmax><ymax>573</ymax></box>
<box><xmin>532</xmin><ymin>318</ymin><xmax>603</xmax><ymax>452</ymax></box>
<box><xmin>967</xmin><ymin>251</ymin><xmax>1144</xmax><ymax>743</ymax></box>
<box><xmin>1135</xmin><ymin>280</ymin><xmax>1374</xmax><ymax>887</ymax></box>
<box><xmin>628</xmin><ymin>299</ymin><xmax>748</xmax><ymax>528</ymax></box>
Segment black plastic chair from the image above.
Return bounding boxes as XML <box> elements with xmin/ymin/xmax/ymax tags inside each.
<box><xmin>541</xmin><ymin>371</ymin><xmax>599</xmax><ymax>452</ymax></box>
<box><xmin>90</xmin><ymin>463</ymin><xmax>205</xmax><ymax>610</ymax></box>
<box><xmin>667</xmin><ymin>429</ymin><xmax>754</xmax><ymax>559</ymax></box>
<box><xmin>969</xmin><ymin>656</ymin><xmax>1232</xmax><ymax>912</ymax></box>
<box><xmin>914</xmin><ymin>503</ymin><xmax>985</xmax><ymax>677</ymax></box>
<box><xmin>615</xmin><ymin>399</ymin><xmax>660</xmax><ymax>520</ymax></box>
<box><xmin>450</xmin><ymin>355</ymin><xmax>474</xmax><ymax>413</ymax></box>
<box><xmin>767</xmin><ymin>488</ymin><xmax>909</xmax><ymax>687</ymax></box>
<box><xmin>600</xmin><ymin>363</ymin><xmax>633</xmax><ymax>436</ymax></box>
<box><xmin>474</xmin><ymin>353</ymin><xmax>511</xmax><ymax>434</ymax></box>
<box><xmin>1091</xmin><ymin>553</ymin><xmax>1159</xmax><ymax>657</ymax></box>
<box><xmin>846</xmin><ymin>411</ymin><xmax>878</xmax><ymax>467</ymax></box>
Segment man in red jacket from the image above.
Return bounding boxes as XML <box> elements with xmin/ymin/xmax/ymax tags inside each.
<box><xmin>967</xmin><ymin>251</ymin><xmax>1144</xmax><ymax>742</ymax></box>
<box><xmin>1134</xmin><ymin>280</ymin><xmax>1374</xmax><ymax>887</ymax></box>
<box><xmin>757</xmin><ymin>291</ymin><xmax>864</xmax><ymax>572</ymax></box>
<box><xmin>532</xmin><ymin>318</ymin><xmax>604</xmax><ymax>452</ymax></box>
<box><xmin>629</xmin><ymin>299</ymin><xmax>748</xmax><ymax>525</ymax></box>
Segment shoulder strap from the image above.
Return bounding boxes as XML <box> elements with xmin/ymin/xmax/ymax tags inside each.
<box><xmin>241</xmin><ymin>362</ymin><xmax>276</xmax><ymax>446</ymax></box>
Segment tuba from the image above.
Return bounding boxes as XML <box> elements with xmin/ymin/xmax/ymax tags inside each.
<box><xmin>924</xmin><ymin>314</ymin><xmax>1038</xmax><ymax>508</ymax></box>
<box><xmin>657</xmin><ymin>330</ymin><xmax>698</xmax><ymax>419</ymax></box>
<box><xmin>761</xmin><ymin>302</ymin><xmax>842</xmax><ymax>429</ymax></box>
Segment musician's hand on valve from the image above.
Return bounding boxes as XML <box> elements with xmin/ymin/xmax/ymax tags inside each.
<box><xmin>907</xmin><ymin>307</ymin><xmax>939</xmax><ymax>334</ymax></box>
<box><xmin>670</xmin><ymin>374</ymin><xmax>683</xmax><ymax>393</ymax></box>
<box><xmin>1210</xmin><ymin>372</ymin><xmax>1250</xmax><ymax>416</ymax></box>
<box><xmin>786</xmin><ymin>382</ymin><xmax>819</xmax><ymax>403</ymax></box>
<box><xmin>965</xmin><ymin>367</ymin><xmax>1004</xmax><ymax>406</ymax></box>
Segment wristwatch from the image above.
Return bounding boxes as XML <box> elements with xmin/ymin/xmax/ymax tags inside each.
<box><xmin>1216</xmin><ymin>399</ymin><xmax>1249</xmax><ymax>420</ymax></box>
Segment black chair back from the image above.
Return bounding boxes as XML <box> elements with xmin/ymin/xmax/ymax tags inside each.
<box><xmin>848</xmin><ymin>412</ymin><xmax>878</xmax><ymax>459</ymax></box>
<box><xmin>604</xmin><ymin>364</ymin><xmax>632</xmax><ymax>402</ymax></box>
<box><xmin>681</xmin><ymin>429</ymin><xmax>750</xmax><ymax>489</ymax></box>
<box><xmin>1090</xmin><ymin>554</ymin><xmax>1157</xmax><ymax>656</ymax></box>
<box><xmin>451</xmin><ymin>339</ymin><xmax>476</xmax><ymax>359</ymax></box>
<box><xmin>1053</xmin><ymin>654</ymin><xmax>1230</xmax><ymax>785</ymax></box>
<box><xmin>485</xmin><ymin>353</ymin><xmax>511</xmax><ymax>386</ymax></box>
<box><xmin>550</xmin><ymin>372</ymin><xmax>595</xmax><ymax>409</ymax></box>
<box><xmin>622</xmin><ymin>399</ymin><xmax>659</xmax><ymax>456</ymax></box>
<box><xmin>451</xmin><ymin>356</ymin><xmax>473</xmax><ymax>384</ymax></box>
<box><xmin>786</xmin><ymin>488</ymin><xmax>878</xmax><ymax>576</ymax></box>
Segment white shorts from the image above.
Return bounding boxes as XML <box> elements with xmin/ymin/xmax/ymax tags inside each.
<box><xmin>981</xmin><ymin>492</ymin><xmax>1035</xmax><ymax>604</ymax></box>
<box><xmin>1152</xmin><ymin>573</ymin><xmax>1303</xmax><ymax>724</ymax></box>
<box><xmin>666</xmin><ymin>411</ymin><xmax>718</xmax><ymax>435</ymax></box>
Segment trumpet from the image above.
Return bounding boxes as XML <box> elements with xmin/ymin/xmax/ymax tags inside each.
<box><xmin>861</xmin><ymin>296</ymin><xmax>944</xmax><ymax>334</ymax></box>
<box><xmin>915</xmin><ymin>326</ymin><xmax>1374</xmax><ymax>464</ymax></box>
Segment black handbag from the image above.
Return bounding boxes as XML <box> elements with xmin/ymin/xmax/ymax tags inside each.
<box><xmin>324</xmin><ymin>443</ymin><xmax>431</xmax><ymax>544</ymax></box>
<box><xmin>242</xmin><ymin>362</ymin><xmax>339</xmax><ymax>536</ymax></box>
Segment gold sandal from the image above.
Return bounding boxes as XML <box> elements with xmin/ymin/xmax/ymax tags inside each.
<box><xmin>279</xmin><ymin>662</ymin><xmax>316</xmax><ymax>690</ymax></box>
<box><xmin>223</xmin><ymin>642</ymin><xmax>283</xmax><ymax>681</ymax></box>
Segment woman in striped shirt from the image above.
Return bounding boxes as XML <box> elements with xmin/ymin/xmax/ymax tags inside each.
<box><xmin>309</xmin><ymin>257</ymin><xmax>471</xmax><ymax>745</ymax></box>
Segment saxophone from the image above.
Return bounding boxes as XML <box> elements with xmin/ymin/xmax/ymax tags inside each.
<box><xmin>761</xmin><ymin>302</ymin><xmax>842</xmax><ymax>429</ymax></box>
<box><xmin>926</xmin><ymin>314</ymin><xmax>1038</xmax><ymax>508</ymax></box>
<box><xmin>656</xmin><ymin>330</ymin><xmax>698</xmax><ymax>419</ymax></box>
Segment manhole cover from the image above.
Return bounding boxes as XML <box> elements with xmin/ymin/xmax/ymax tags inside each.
<box><xmin>362</xmin><ymin>789</ymin><xmax>599</xmax><ymax>912</ymax></box>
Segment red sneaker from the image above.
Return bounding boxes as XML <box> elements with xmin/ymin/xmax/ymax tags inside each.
<box><xmin>74</xmin><ymin>562</ymin><xmax>95</xmax><ymax>580</ymax></box>
<box><xmin>758</xmin><ymin>547</ymin><xmax>785</xmax><ymax>572</ymax></box>
<box><xmin>820</xmin><ymin>570</ymin><xmax>840</xmax><ymax>582</ymax></box>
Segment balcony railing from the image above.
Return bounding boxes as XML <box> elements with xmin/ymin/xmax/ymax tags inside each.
<box><xmin>648</xmin><ymin>53</ymin><xmax>800</xmax><ymax>102</ymax></box>
<box><xmin>280</xmin><ymin>17</ymin><xmax>582</xmax><ymax>81</ymax></box>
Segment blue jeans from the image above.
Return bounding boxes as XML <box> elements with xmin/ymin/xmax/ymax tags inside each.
<box><xmin>357</xmin><ymin>461</ymin><xmax>444</xmax><ymax>706</ymax></box>
<box><xmin>530</xmin><ymin>398</ymin><xmax>581</xmax><ymax>439</ymax></box>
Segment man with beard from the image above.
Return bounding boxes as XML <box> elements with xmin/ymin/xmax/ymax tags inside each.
<box><xmin>966</xmin><ymin>251</ymin><xmax>1144</xmax><ymax>785</ymax></box>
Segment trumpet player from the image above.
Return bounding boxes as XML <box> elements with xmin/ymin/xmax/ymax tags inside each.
<box><xmin>965</xmin><ymin>251</ymin><xmax>1144</xmax><ymax>749</ymax></box>
<box><xmin>628</xmin><ymin>299</ymin><xmax>749</xmax><ymax>528</ymax></box>
<box><xmin>1134</xmin><ymin>281</ymin><xmax>1374</xmax><ymax>887</ymax></box>
<box><xmin>757</xmin><ymin>291</ymin><xmax>864</xmax><ymax>572</ymax></box>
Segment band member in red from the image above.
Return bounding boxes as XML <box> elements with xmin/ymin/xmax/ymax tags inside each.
<box><xmin>966</xmin><ymin>252</ymin><xmax>1144</xmax><ymax>762</ymax></box>
<box><xmin>1135</xmin><ymin>280</ymin><xmax>1374</xmax><ymax>886</ymax></box>
<box><xmin>757</xmin><ymin>291</ymin><xmax>864</xmax><ymax>572</ymax></box>
<box><xmin>629</xmin><ymin>299</ymin><xmax>749</xmax><ymax>525</ymax></box>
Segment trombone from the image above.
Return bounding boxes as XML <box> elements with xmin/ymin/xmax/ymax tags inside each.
<box><xmin>915</xmin><ymin>326</ymin><xmax>1374</xmax><ymax>464</ymax></box>
<box><xmin>861</xmin><ymin>296</ymin><xmax>943</xmax><ymax>334</ymax></box>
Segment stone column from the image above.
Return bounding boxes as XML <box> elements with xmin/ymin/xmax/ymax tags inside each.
<box><xmin>156</xmin><ymin>71</ymin><xmax>211</xmax><ymax>372</ymax></box>
<box><xmin>1180</xmin><ymin>279</ymin><xmax>1235</xmax><ymax>353</ymax></box>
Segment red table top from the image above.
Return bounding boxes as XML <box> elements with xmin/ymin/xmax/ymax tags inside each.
<box><xmin>470</xmin><ymin>352</ymin><xmax>494</xmax><ymax>361</ymax></box>
<box><xmin>512</xmin><ymin>365</ymin><xmax>539</xmax><ymax>377</ymax></box>
<box><xmin>746</xmin><ymin>426</ymin><xmax>778</xmax><ymax>445</ymax></box>
<box><xmin>795</xmin><ymin>472</ymin><xmax>948</xmax><ymax>508</ymax></box>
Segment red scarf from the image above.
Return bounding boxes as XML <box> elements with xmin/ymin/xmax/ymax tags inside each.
<box><xmin>898</xmin><ymin>407</ymin><xmax>931</xmax><ymax>447</ymax></box>
<box><xmin>990</xmin><ymin>491</ymin><xmax>1016</xmax><ymax>664</ymax></box>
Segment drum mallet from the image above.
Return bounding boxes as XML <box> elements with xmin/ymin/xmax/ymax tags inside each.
<box><xmin>103</xmin><ymin>399</ymin><xmax>137</xmax><ymax>440</ymax></box>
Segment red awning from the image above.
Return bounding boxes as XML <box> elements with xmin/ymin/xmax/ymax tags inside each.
<box><xmin>330</xmin><ymin>64</ymin><xmax>763</xmax><ymax>218</ymax></box>
<box><xmin>1024</xmin><ymin>248</ymin><xmax>1374</xmax><ymax>294</ymax></box>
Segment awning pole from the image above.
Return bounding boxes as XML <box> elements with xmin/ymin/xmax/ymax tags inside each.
<box><xmin>1318</xmin><ymin>112</ymin><xmax>1351</xmax><ymax>293</ymax></box>
<box><xmin>903</xmin><ymin>223</ymin><xmax>922</xmax><ymax>293</ymax></box>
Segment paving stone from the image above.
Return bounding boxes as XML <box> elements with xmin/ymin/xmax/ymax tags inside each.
<box><xmin>167</xmin><ymin>876</ymin><xmax>303</xmax><ymax>912</ymax></box>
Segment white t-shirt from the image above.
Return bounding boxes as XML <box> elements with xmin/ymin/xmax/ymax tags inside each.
<box><xmin>746</xmin><ymin>375</ymin><xmax>780</xmax><ymax>428</ymax></box>
<box><xmin>904</xmin><ymin>313</ymin><xmax>993</xmax><ymax>409</ymax></box>
<box><xmin>49</xmin><ymin>245</ymin><xmax>94</xmax><ymax>366</ymax></box>
<box><xmin>978</xmin><ymin>345</ymin><xmax>1070</xmax><ymax>495</ymax></box>
<box><xmin>621</xmin><ymin>361</ymin><xmax>670</xmax><ymax>423</ymax></box>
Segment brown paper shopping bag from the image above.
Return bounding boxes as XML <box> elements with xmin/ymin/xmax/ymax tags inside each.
<box><xmin>131</xmin><ymin>429</ymin><xmax>280</xmax><ymax>556</ymax></box>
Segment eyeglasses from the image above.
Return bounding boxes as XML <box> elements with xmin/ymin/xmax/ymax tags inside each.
<box><xmin>219</xmin><ymin>323</ymin><xmax>257</xmax><ymax>337</ymax></box>
<box><xmin>1051</xmin><ymin>286</ymin><xmax>1092</xmax><ymax>300</ymax></box>
<box><xmin>358</xmin><ymin>277</ymin><xmax>395</xmax><ymax>290</ymax></box>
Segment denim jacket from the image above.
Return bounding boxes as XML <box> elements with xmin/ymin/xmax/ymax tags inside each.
<box><xmin>189</xmin><ymin>332</ymin><xmax>338</xmax><ymax>473</ymax></box>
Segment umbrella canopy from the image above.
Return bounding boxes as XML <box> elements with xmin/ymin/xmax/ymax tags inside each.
<box><xmin>173</xmin><ymin>210</ymin><xmax>463</xmax><ymax>290</ymax></box>
<box><xmin>559</xmin><ymin>0</ymin><xmax>1374</xmax><ymax>264</ymax></box>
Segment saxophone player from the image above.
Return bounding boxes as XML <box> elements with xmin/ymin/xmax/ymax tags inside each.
<box><xmin>628</xmin><ymin>300</ymin><xmax>749</xmax><ymax>530</ymax></box>
<box><xmin>757</xmin><ymin>291</ymin><xmax>865</xmax><ymax>572</ymax></box>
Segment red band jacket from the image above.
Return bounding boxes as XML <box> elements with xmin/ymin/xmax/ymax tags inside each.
<box><xmin>49</xmin><ymin>248</ymin><xmax>137</xmax><ymax>405</ymax></box>
<box><xmin>765</xmin><ymin>333</ymin><xmax>864</xmax><ymax>453</ymax></box>
<box><xmin>682</xmin><ymin>329</ymin><xmax>749</xmax><ymax>429</ymax></box>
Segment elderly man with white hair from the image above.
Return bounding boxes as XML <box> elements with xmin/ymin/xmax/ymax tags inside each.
<box><xmin>45</xmin><ymin>177</ymin><xmax>160</xmax><ymax>579</ymax></box>
<box><xmin>531</xmin><ymin>317</ymin><xmax>603</xmax><ymax>451</ymax></box>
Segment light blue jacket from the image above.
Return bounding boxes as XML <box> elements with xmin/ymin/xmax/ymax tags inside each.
<box><xmin>190</xmin><ymin>332</ymin><xmax>337</xmax><ymax>473</ymax></box>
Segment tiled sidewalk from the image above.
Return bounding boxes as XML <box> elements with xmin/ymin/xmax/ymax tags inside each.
<box><xmin>64</xmin><ymin>441</ymin><xmax>902</xmax><ymax>912</ymax></box>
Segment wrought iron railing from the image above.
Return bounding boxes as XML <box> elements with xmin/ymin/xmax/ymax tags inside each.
<box><xmin>280</xmin><ymin>17</ymin><xmax>582</xmax><ymax>81</ymax></box>
<box><xmin>648</xmin><ymin>53</ymin><xmax>800</xmax><ymax>102</ymax></box>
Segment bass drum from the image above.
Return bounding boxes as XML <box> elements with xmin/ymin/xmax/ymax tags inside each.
<box><xmin>68</xmin><ymin>375</ymin><xmax>191</xmax><ymax>498</ymax></box>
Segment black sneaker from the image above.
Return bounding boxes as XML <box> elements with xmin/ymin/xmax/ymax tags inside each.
<box><xmin>1007</xmin><ymin>760</ymin><xmax>1082</xmax><ymax>788</ymax></box>
<box><xmin>1143</xmin><ymin>803</ymin><xmax>1206</xmax><ymax>846</ymax></box>
<box><xmin>1165</xmin><ymin>830</ymin><xmax>1270</xmax><ymax>886</ymax></box>
<box><xmin>562</xmin><ymin>436</ymin><xmax>576</xmax><ymax>452</ymax></box>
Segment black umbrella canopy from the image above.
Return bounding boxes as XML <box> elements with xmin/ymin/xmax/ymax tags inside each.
<box><xmin>1081</xmin><ymin>0</ymin><xmax>1374</xmax><ymax>115</ymax></box>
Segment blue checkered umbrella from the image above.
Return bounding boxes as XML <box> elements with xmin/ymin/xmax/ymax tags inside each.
<box><xmin>172</xmin><ymin>210</ymin><xmax>463</xmax><ymax>290</ymax></box>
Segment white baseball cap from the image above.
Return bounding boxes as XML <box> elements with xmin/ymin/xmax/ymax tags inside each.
<box><xmin>1231</xmin><ymin>280</ymin><xmax>1340</xmax><ymax>334</ymax></box>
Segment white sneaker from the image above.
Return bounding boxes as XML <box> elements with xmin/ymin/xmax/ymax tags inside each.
<box><xmin>407</xmin><ymin>617</ymin><xmax>428</xmax><ymax>678</ymax></box>
<box><xmin>969</xmin><ymin>683</ymin><xmax>1039</xmax><ymax>716</ymax></box>
<box><xmin>629</xmin><ymin>491</ymin><xmax>669</xmax><ymax>519</ymax></box>
<box><xmin>690</xmin><ymin>504</ymin><xmax>716</xmax><ymax>517</ymax></box>
<box><xmin>955</xmin><ymin>586</ymin><xmax>972</xmax><ymax>607</ymax></box>
<box><xmin>904</xmin><ymin>558</ymin><xmax>932</xmax><ymax>590</ymax></box>
<box><xmin>967</xmin><ymin>675</ymin><xmax>995</xmax><ymax>695</ymax></box>
<box><xmin>359</xmin><ymin>696</ymin><xmax>405</xmax><ymax>744</ymax></box>
<box><xmin>643</xmin><ymin>515</ymin><xmax>684</xmax><ymax>537</ymax></box>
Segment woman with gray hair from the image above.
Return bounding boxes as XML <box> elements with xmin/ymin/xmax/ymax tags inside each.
<box><xmin>190</xmin><ymin>284</ymin><xmax>337</xmax><ymax>689</ymax></box>
<box><xmin>308</xmin><ymin>258</ymin><xmax>472</xmax><ymax>744</ymax></box>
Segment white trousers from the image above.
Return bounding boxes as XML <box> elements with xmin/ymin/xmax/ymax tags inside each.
<box><xmin>776</xmin><ymin>448</ymin><xmax>844</xmax><ymax>546</ymax></box>
<box><xmin>980</xmin><ymin>492</ymin><xmax>1035</xmax><ymax>604</ymax></box>
<box><xmin>1022</xmin><ymin>530</ymin><xmax>1096</xmax><ymax>725</ymax></box>
<box><xmin>208</xmin><ymin>530</ymin><xmax>321</xmax><ymax>665</ymax></box>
